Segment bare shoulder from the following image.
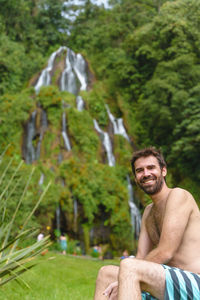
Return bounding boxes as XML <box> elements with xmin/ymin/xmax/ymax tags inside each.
<box><xmin>168</xmin><ymin>187</ymin><xmax>196</xmax><ymax>206</ymax></box>
<box><xmin>169</xmin><ymin>187</ymin><xmax>193</xmax><ymax>198</ymax></box>
<box><xmin>143</xmin><ymin>203</ymin><xmax>153</xmax><ymax>218</ymax></box>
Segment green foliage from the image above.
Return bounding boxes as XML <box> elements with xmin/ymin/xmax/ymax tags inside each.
<box><xmin>0</xmin><ymin>89</ymin><xmax>35</xmax><ymax>153</ymax></box>
<box><xmin>130</xmin><ymin>0</ymin><xmax>200</xmax><ymax>181</ymax></box>
<box><xmin>36</xmin><ymin>86</ymin><xmax>75</xmax><ymax>127</ymax></box>
<box><xmin>0</xmin><ymin>35</ymin><xmax>36</xmax><ymax>93</ymax></box>
<box><xmin>59</xmin><ymin>158</ymin><xmax>132</xmax><ymax>249</ymax></box>
<box><xmin>35</xmin><ymin>0</ymin><xmax>69</xmax><ymax>48</ymax></box>
<box><xmin>113</xmin><ymin>135</ymin><xmax>132</xmax><ymax>169</ymax></box>
<box><xmin>67</xmin><ymin>108</ymin><xmax>100</xmax><ymax>160</ymax></box>
<box><xmin>83</xmin><ymin>84</ymin><xmax>108</xmax><ymax>127</ymax></box>
<box><xmin>0</xmin><ymin>0</ymin><xmax>70</xmax><ymax>93</ymax></box>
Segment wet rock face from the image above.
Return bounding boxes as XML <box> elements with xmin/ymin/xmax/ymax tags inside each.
<box><xmin>22</xmin><ymin>108</ymin><xmax>48</xmax><ymax>164</ymax></box>
<box><xmin>24</xmin><ymin>47</ymin><xmax>92</xmax><ymax>164</ymax></box>
<box><xmin>34</xmin><ymin>47</ymin><xmax>91</xmax><ymax>95</ymax></box>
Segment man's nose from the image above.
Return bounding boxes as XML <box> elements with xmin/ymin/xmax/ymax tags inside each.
<box><xmin>143</xmin><ymin>168</ymin><xmax>150</xmax><ymax>177</ymax></box>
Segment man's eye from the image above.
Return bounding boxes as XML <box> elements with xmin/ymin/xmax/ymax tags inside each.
<box><xmin>148</xmin><ymin>166</ymin><xmax>155</xmax><ymax>170</ymax></box>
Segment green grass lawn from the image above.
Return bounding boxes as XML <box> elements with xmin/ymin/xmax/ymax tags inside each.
<box><xmin>0</xmin><ymin>252</ymin><xmax>119</xmax><ymax>300</ymax></box>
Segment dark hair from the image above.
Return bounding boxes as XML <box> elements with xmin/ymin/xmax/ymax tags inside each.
<box><xmin>131</xmin><ymin>147</ymin><xmax>167</xmax><ymax>175</ymax></box>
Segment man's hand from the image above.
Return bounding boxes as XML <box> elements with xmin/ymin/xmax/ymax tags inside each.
<box><xmin>103</xmin><ymin>281</ymin><xmax>118</xmax><ymax>299</ymax></box>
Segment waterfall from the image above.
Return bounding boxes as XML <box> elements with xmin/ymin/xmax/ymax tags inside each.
<box><xmin>76</xmin><ymin>95</ymin><xmax>84</xmax><ymax>111</ymax></box>
<box><xmin>60</xmin><ymin>48</ymin><xmax>87</xmax><ymax>110</ymax></box>
<box><xmin>58</xmin><ymin>152</ymin><xmax>63</xmax><ymax>164</ymax></box>
<box><xmin>23</xmin><ymin>109</ymin><xmax>48</xmax><ymax>164</ymax></box>
<box><xmin>41</xmin><ymin>109</ymin><xmax>48</xmax><ymax>128</ymax></box>
<box><xmin>35</xmin><ymin>132</ymin><xmax>43</xmax><ymax>160</ymax></box>
<box><xmin>106</xmin><ymin>105</ymin><xmax>130</xmax><ymax>141</ymax></box>
<box><xmin>73</xmin><ymin>53</ymin><xmax>87</xmax><ymax>91</ymax></box>
<box><xmin>60</xmin><ymin>48</ymin><xmax>77</xmax><ymax>94</ymax></box>
<box><xmin>35</xmin><ymin>46</ymin><xmax>66</xmax><ymax>94</ymax></box>
<box><xmin>93</xmin><ymin>119</ymin><xmax>115</xmax><ymax>167</ymax></box>
<box><xmin>62</xmin><ymin>112</ymin><xmax>71</xmax><ymax>151</ymax></box>
<box><xmin>24</xmin><ymin>111</ymin><xmax>37</xmax><ymax>164</ymax></box>
<box><xmin>127</xmin><ymin>175</ymin><xmax>141</xmax><ymax>239</ymax></box>
<box><xmin>36</xmin><ymin>109</ymin><xmax>48</xmax><ymax>159</ymax></box>
<box><xmin>30</xmin><ymin>47</ymin><xmax>88</xmax><ymax>160</ymax></box>
<box><xmin>38</xmin><ymin>173</ymin><xmax>44</xmax><ymax>185</ymax></box>
<box><xmin>117</xmin><ymin>118</ymin><xmax>130</xmax><ymax>141</ymax></box>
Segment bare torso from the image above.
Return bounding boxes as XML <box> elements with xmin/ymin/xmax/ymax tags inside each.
<box><xmin>146</xmin><ymin>189</ymin><xmax>200</xmax><ymax>273</ymax></box>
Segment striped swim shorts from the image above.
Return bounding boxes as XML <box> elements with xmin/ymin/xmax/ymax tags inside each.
<box><xmin>142</xmin><ymin>264</ymin><xmax>200</xmax><ymax>300</ymax></box>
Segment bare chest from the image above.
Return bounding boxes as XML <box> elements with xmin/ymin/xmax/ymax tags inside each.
<box><xmin>145</xmin><ymin>205</ymin><xmax>166</xmax><ymax>246</ymax></box>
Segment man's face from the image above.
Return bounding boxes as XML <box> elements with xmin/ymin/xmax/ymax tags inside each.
<box><xmin>134</xmin><ymin>155</ymin><xmax>167</xmax><ymax>195</ymax></box>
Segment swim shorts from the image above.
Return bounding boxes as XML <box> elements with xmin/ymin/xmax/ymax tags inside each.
<box><xmin>142</xmin><ymin>264</ymin><xmax>200</xmax><ymax>300</ymax></box>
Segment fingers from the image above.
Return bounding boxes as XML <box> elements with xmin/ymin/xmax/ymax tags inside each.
<box><xmin>103</xmin><ymin>281</ymin><xmax>118</xmax><ymax>297</ymax></box>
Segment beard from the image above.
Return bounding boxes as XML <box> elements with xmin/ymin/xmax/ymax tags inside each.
<box><xmin>137</xmin><ymin>174</ymin><xmax>164</xmax><ymax>195</ymax></box>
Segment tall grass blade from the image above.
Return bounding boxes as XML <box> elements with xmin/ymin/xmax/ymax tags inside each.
<box><xmin>0</xmin><ymin>160</ymin><xmax>23</xmax><ymax>201</ymax></box>
<box><xmin>0</xmin><ymin>144</ymin><xmax>10</xmax><ymax>165</ymax></box>
<box><xmin>2</xmin><ymin>167</ymin><xmax>35</xmax><ymax>251</ymax></box>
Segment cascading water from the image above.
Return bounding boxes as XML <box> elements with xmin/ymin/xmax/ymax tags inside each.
<box><xmin>35</xmin><ymin>131</ymin><xmax>43</xmax><ymax>160</ymax></box>
<box><xmin>23</xmin><ymin>109</ymin><xmax>48</xmax><ymax>164</ymax></box>
<box><xmin>38</xmin><ymin>173</ymin><xmax>45</xmax><ymax>185</ymax></box>
<box><xmin>106</xmin><ymin>104</ymin><xmax>130</xmax><ymax>141</ymax></box>
<box><xmin>41</xmin><ymin>109</ymin><xmax>48</xmax><ymax>128</ymax></box>
<box><xmin>73</xmin><ymin>53</ymin><xmax>87</xmax><ymax>91</ymax></box>
<box><xmin>35</xmin><ymin>46</ymin><xmax>66</xmax><ymax>94</ymax></box>
<box><xmin>36</xmin><ymin>109</ymin><xmax>48</xmax><ymax>159</ymax></box>
<box><xmin>93</xmin><ymin>119</ymin><xmax>115</xmax><ymax>167</ymax></box>
<box><xmin>58</xmin><ymin>153</ymin><xmax>63</xmax><ymax>164</ymax></box>
<box><xmin>127</xmin><ymin>175</ymin><xmax>141</xmax><ymax>239</ymax></box>
<box><xmin>24</xmin><ymin>111</ymin><xmax>37</xmax><ymax>164</ymax></box>
<box><xmin>60</xmin><ymin>48</ymin><xmax>77</xmax><ymax>94</ymax></box>
<box><xmin>62</xmin><ymin>112</ymin><xmax>71</xmax><ymax>151</ymax></box>
<box><xmin>60</xmin><ymin>48</ymin><xmax>87</xmax><ymax>109</ymax></box>
<box><xmin>27</xmin><ymin>47</ymin><xmax>88</xmax><ymax>162</ymax></box>
<box><xmin>76</xmin><ymin>95</ymin><xmax>84</xmax><ymax>111</ymax></box>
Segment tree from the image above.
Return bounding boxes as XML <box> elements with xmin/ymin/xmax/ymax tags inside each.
<box><xmin>130</xmin><ymin>0</ymin><xmax>200</xmax><ymax>181</ymax></box>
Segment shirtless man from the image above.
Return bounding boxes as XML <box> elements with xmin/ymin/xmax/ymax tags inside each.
<box><xmin>94</xmin><ymin>147</ymin><xmax>200</xmax><ymax>300</ymax></box>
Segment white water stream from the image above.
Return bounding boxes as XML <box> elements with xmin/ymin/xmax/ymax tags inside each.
<box><xmin>106</xmin><ymin>104</ymin><xmax>130</xmax><ymax>141</ymax></box>
<box><xmin>93</xmin><ymin>119</ymin><xmax>115</xmax><ymax>167</ymax></box>
<box><xmin>127</xmin><ymin>175</ymin><xmax>141</xmax><ymax>239</ymax></box>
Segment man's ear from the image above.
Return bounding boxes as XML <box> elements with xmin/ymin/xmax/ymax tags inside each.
<box><xmin>162</xmin><ymin>166</ymin><xmax>167</xmax><ymax>177</ymax></box>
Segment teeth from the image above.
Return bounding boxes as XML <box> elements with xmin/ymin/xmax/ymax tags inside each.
<box><xmin>143</xmin><ymin>179</ymin><xmax>154</xmax><ymax>183</ymax></box>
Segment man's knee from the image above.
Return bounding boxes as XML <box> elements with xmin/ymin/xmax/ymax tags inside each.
<box><xmin>97</xmin><ymin>265</ymin><xmax>117</xmax><ymax>282</ymax></box>
<box><xmin>119</xmin><ymin>258</ymin><xmax>141</xmax><ymax>280</ymax></box>
<box><xmin>97</xmin><ymin>265</ymin><xmax>109</xmax><ymax>280</ymax></box>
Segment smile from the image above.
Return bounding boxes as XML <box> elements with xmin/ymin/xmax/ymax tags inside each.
<box><xmin>142</xmin><ymin>179</ymin><xmax>155</xmax><ymax>185</ymax></box>
<box><xmin>140</xmin><ymin>176</ymin><xmax>156</xmax><ymax>184</ymax></box>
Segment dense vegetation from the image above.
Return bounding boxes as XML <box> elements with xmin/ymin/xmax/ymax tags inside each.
<box><xmin>0</xmin><ymin>0</ymin><xmax>200</xmax><ymax>254</ymax></box>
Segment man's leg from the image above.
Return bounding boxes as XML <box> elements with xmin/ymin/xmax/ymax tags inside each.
<box><xmin>94</xmin><ymin>265</ymin><xmax>119</xmax><ymax>300</ymax></box>
<box><xmin>118</xmin><ymin>258</ymin><xmax>165</xmax><ymax>300</ymax></box>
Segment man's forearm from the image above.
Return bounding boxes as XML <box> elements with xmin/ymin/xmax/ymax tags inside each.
<box><xmin>144</xmin><ymin>247</ymin><xmax>171</xmax><ymax>264</ymax></box>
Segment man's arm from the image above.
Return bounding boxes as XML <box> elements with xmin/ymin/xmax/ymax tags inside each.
<box><xmin>144</xmin><ymin>188</ymin><xmax>192</xmax><ymax>264</ymax></box>
<box><xmin>103</xmin><ymin>205</ymin><xmax>154</xmax><ymax>299</ymax></box>
<box><xmin>136</xmin><ymin>204</ymin><xmax>154</xmax><ymax>259</ymax></box>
